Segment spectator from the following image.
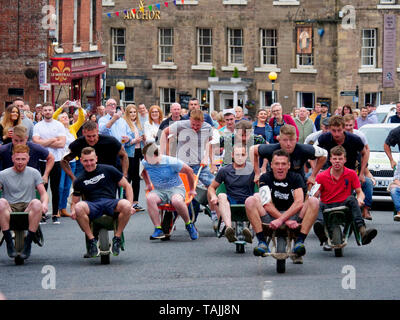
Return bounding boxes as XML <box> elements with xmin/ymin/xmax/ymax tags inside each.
<box><xmin>216</xmin><ymin>112</ymin><xmax>225</xmax><ymax>130</ymax></box>
<box><xmin>123</xmin><ymin>104</ymin><xmax>145</xmax><ymax>212</ymax></box>
<box><xmin>234</xmin><ymin>106</ymin><xmax>245</xmax><ymax>122</ymax></box>
<box><xmin>294</xmin><ymin>107</ymin><xmax>316</xmax><ymax>144</ymax></box>
<box><xmin>219</xmin><ymin>109</ymin><xmax>236</xmax><ymax>135</ymax></box>
<box><xmin>269</xmin><ymin>102</ymin><xmax>299</xmax><ymax>143</ymax></box>
<box><xmin>34</xmin><ymin>112</ymin><xmax>43</xmax><ymax>124</ymax></box>
<box><xmin>357</xmin><ymin>106</ymin><xmax>377</xmax><ymax>128</ymax></box>
<box><xmin>388</xmin><ymin>102</ymin><xmax>400</xmax><ymax>123</ymax></box>
<box><xmin>182</xmin><ymin>98</ymin><xmax>214</xmax><ymax>127</ymax></box>
<box><xmin>342</xmin><ymin>104</ymin><xmax>358</xmax><ymax>129</ymax></box>
<box><xmin>32</xmin><ymin>102</ymin><xmax>66</xmax><ymax>224</ymax></box>
<box><xmin>367</xmin><ymin>103</ymin><xmax>379</xmax><ymax>123</ymax></box>
<box><xmin>12</xmin><ymin>97</ymin><xmax>34</xmax><ymax>141</ymax></box>
<box><xmin>96</xmin><ymin>105</ymin><xmax>105</xmax><ymax>120</ymax></box>
<box><xmin>309</xmin><ymin>103</ymin><xmax>321</xmax><ymax>123</ymax></box>
<box><xmin>314</xmin><ymin>103</ymin><xmax>331</xmax><ymax>131</ymax></box>
<box><xmin>144</xmin><ymin>105</ymin><xmax>163</xmax><ymax>144</ymax></box>
<box><xmin>0</xmin><ymin>105</ymin><xmax>22</xmax><ymax>145</ymax></box>
<box><xmin>252</xmin><ymin>108</ymin><xmax>273</xmax><ymax>143</ymax></box>
<box><xmin>138</xmin><ymin>103</ymin><xmax>149</xmax><ymax>129</ymax></box>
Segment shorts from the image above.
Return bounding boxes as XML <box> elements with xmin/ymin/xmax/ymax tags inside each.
<box><xmin>150</xmin><ymin>186</ymin><xmax>186</xmax><ymax>205</ymax></box>
<box><xmin>10</xmin><ymin>202</ymin><xmax>29</xmax><ymax>212</ymax></box>
<box><xmin>227</xmin><ymin>194</ymin><xmax>245</xmax><ymax>205</ymax></box>
<box><xmin>85</xmin><ymin>198</ymin><xmax>120</xmax><ymax>221</ymax></box>
<box><xmin>190</xmin><ymin>165</ymin><xmax>215</xmax><ymax>187</ymax></box>
<box><xmin>261</xmin><ymin>211</ymin><xmax>300</xmax><ymax>224</ymax></box>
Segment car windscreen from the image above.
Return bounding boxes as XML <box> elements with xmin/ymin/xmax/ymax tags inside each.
<box><xmin>360</xmin><ymin>127</ymin><xmax>398</xmax><ymax>152</ymax></box>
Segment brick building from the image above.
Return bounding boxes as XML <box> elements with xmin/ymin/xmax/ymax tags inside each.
<box><xmin>101</xmin><ymin>0</ymin><xmax>400</xmax><ymax>115</ymax></box>
<box><xmin>0</xmin><ymin>0</ymin><xmax>48</xmax><ymax>112</ymax></box>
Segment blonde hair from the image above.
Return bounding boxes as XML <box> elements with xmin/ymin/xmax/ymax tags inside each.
<box><xmin>124</xmin><ymin>104</ymin><xmax>142</xmax><ymax>131</ymax></box>
<box><xmin>148</xmin><ymin>105</ymin><xmax>163</xmax><ymax>125</ymax></box>
<box><xmin>1</xmin><ymin>104</ymin><xmax>21</xmax><ymax>140</ymax></box>
<box><xmin>190</xmin><ymin>109</ymin><xmax>204</xmax><ymax>122</ymax></box>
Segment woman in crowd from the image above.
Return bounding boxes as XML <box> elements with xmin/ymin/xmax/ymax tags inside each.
<box><xmin>252</xmin><ymin>108</ymin><xmax>273</xmax><ymax>143</ymax></box>
<box><xmin>53</xmin><ymin>100</ymin><xmax>85</xmax><ymax>217</ymax></box>
<box><xmin>89</xmin><ymin>113</ymin><xmax>98</xmax><ymax>122</ymax></box>
<box><xmin>123</xmin><ymin>104</ymin><xmax>145</xmax><ymax>212</ymax></box>
<box><xmin>268</xmin><ymin>102</ymin><xmax>299</xmax><ymax>143</ymax></box>
<box><xmin>144</xmin><ymin>105</ymin><xmax>163</xmax><ymax>144</ymax></box>
<box><xmin>216</xmin><ymin>112</ymin><xmax>225</xmax><ymax>130</ymax></box>
<box><xmin>0</xmin><ymin>104</ymin><xmax>22</xmax><ymax>145</ymax></box>
<box><xmin>34</xmin><ymin>112</ymin><xmax>43</xmax><ymax>124</ymax></box>
<box><xmin>341</xmin><ymin>104</ymin><xmax>358</xmax><ymax>129</ymax></box>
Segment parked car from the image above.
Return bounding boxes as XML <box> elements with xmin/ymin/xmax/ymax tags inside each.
<box><xmin>375</xmin><ymin>104</ymin><xmax>396</xmax><ymax>123</ymax></box>
<box><xmin>359</xmin><ymin>123</ymin><xmax>400</xmax><ymax>201</ymax></box>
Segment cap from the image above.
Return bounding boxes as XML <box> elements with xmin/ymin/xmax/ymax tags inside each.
<box><xmin>223</xmin><ymin>108</ymin><xmax>235</xmax><ymax>116</ymax></box>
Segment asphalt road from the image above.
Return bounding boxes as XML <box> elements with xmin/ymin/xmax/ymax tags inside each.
<box><xmin>0</xmin><ymin>187</ymin><xmax>399</xmax><ymax>300</ymax></box>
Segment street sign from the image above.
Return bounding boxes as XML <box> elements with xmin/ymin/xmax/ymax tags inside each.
<box><xmin>39</xmin><ymin>61</ymin><xmax>47</xmax><ymax>86</ymax></box>
<box><xmin>340</xmin><ymin>91</ymin><xmax>356</xmax><ymax>96</ymax></box>
<box><xmin>40</xmin><ymin>83</ymin><xmax>51</xmax><ymax>91</ymax></box>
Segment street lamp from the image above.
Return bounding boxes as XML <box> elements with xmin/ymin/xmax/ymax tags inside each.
<box><xmin>268</xmin><ymin>72</ymin><xmax>278</xmax><ymax>104</ymax></box>
<box><xmin>116</xmin><ymin>81</ymin><xmax>125</xmax><ymax>107</ymax></box>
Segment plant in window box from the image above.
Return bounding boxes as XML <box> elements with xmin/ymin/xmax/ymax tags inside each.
<box><xmin>231</xmin><ymin>67</ymin><xmax>241</xmax><ymax>83</ymax></box>
<box><xmin>208</xmin><ymin>67</ymin><xmax>218</xmax><ymax>82</ymax></box>
<box><xmin>245</xmin><ymin>100</ymin><xmax>256</xmax><ymax>109</ymax></box>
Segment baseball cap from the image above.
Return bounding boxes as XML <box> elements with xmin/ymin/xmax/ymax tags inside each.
<box><xmin>223</xmin><ymin>108</ymin><xmax>235</xmax><ymax>116</ymax></box>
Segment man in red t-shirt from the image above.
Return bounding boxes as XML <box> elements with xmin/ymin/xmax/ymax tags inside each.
<box><xmin>314</xmin><ymin>146</ymin><xmax>377</xmax><ymax>248</ymax></box>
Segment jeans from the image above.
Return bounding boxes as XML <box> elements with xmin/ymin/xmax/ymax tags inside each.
<box><xmin>362</xmin><ymin>177</ymin><xmax>373</xmax><ymax>208</ymax></box>
<box><xmin>317</xmin><ymin>195</ymin><xmax>365</xmax><ymax>229</ymax></box>
<box><xmin>189</xmin><ymin>164</ymin><xmax>215</xmax><ymax>187</ymax></box>
<box><xmin>59</xmin><ymin>161</ymin><xmax>76</xmax><ymax>210</ymax></box>
<box><xmin>390</xmin><ymin>187</ymin><xmax>400</xmax><ymax>212</ymax></box>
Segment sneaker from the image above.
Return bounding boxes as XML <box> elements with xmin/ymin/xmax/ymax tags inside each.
<box><xmin>292</xmin><ymin>240</ymin><xmax>306</xmax><ymax>257</ymax></box>
<box><xmin>112</xmin><ymin>236</ymin><xmax>122</xmax><ymax>256</ymax></box>
<box><xmin>133</xmin><ymin>204</ymin><xmax>145</xmax><ymax>212</ymax></box>
<box><xmin>87</xmin><ymin>238</ymin><xmax>99</xmax><ymax>258</ymax></box>
<box><xmin>186</xmin><ymin>223</ymin><xmax>199</xmax><ymax>240</ymax></box>
<box><xmin>313</xmin><ymin>221</ymin><xmax>327</xmax><ymax>245</ymax></box>
<box><xmin>253</xmin><ymin>241</ymin><xmax>270</xmax><ymax>257</ymax></box>
<box><xmin>52</xmin><ymin>216</ymin><xmax>60</xmax><ymax>225</ymax></box>
<box><xmin>359</xmin><ymin>226</ymin><xmax>377</xmax><ymax>245</ymax></box>
<box><xmin>20</xmin><ymin>240</ymin><xmax>32</xmax><ymax>260</ymax></box>
<box><xmin>242</xmin><ymin>227</ymin><xmax>253</xmax><ymax>244</ymax></box>
<box><xmin>291</xmin><ymin>255</ymin><xmax>303</xmax><ymax>264</ymax></box>
<box><xmin>39</xmin><ymin>216</ymin><xmax>47</xmax><ymax>225</ymax></box>
<box><xmin>150</xmin><ymin>228</ymin><xmax>165</xmax><ymax>240</ymax></box>
<box><xmin>218</xmin><ymin>221</ymin><xmax>226</xmax><ymax>235</ymax></box>
<box><xmin>212</xmin><ymin>219</ymin><xmax>219</xmax><ymax>232</ymax></box>
<box><xmin>323</xmin><ymin>241</ymin><xmax>332</xmax><ymax>251</ymax></box>
<box><xmin>394</xmin><ymin>214</ymin><xmax>400</xmax><ymax>222</ymax></box>
<box><xmin>5</xmin><ymin>239</ymin><xmax>17</xmax><ymax>258</ymax></box>
<box><xmin>224</xmin><ymin>226</ymin><xmax>237</xmax><ymax>243</ymax></box>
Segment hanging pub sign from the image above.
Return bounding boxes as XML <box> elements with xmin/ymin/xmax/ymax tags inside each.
<box><xmin>124</xmin><ymin>0</ymin><xmax>161</xmax><ymax>20</ymax></box>
<box><xmin>50</xmin><ymin>57</ymin><xmax>72</xmax><ymax>85</ymax></box>
<box><xmin>297</xmin><ymin>26</ymin><xmax>313</xmax><ymax>54</ymax></box>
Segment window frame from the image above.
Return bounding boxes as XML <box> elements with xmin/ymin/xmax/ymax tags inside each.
<box><xmin>361</xmin><ymin>28</ymin><xmax>377</xmax><ymax>68</ymax></box>
<box><xmin>260</xmin><ymin>29</ymin><xmax>278</xmax><ymax>67</ymax></box>
<box><xmin>197</xmin><ymin>28</ymin><xmax>213</xmax><ymax>65</ymax></box>
<box><xmin>159</xmin><ymin>28</ymin><xmax>174</xmax><ymax>64</ymax></box>
<box><xmin>228</xmin><ymin>28</ymin><xmax>244</xmax><ymax>66</ymax></box>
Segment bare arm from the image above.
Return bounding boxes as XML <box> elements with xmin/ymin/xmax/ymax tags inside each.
<box><xmin>70</xmin><ymin>195</ymin><xmax>81</xmax><ymax>220</ymax></box>
<box><xmin>118</xmin><ymin>176</ymin><xmax>133</xmax><ymax>204</ymax></box>
<box><xmin>36</xmin><ymin>183</ymin><xmax>49</xmax><ymax>214</ymax></box>
<box><xmin>159</xmin><ymin>127</ymin><xmax>170</xmax><ymax>156</ymax></box>
<box><xmin>118</xmin><ymin>146</ymin><xmax>129</xmax><ymax>178</ymax></box>
<box><xmin>355</xmin><ymin>187</ymin><xmax>365</xmax><ymax>207</ymax></box>
<box><xmin>61</xmin><ymin>153</ymin><xmax>77</xmax><ymax>181</ymax></box>
<box><xmin>42</xmin><ymin>152</ymin><xmax>55</xmax><ymax>184</ymax></box>
<box><xmin>384</xmin><ymin>143</ymin><xmax>396</xmax><ymax>169</ymax></box>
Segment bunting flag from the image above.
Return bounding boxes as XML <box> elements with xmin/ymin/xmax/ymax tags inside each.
<box><xmin>181</xmin><ymin>0</ymin><xmax>184</xmax><ymax>3</ymax></box>
<box><xmin>107</xmin><ymin>13</ymin><xmax>111</xmax><ymax>18</ymax></box>
<box><xmin>149</xmin><ymin>5</ymin><xmax>153</xmax><ymax>11</ymax></box>
<box><xmin>164</xmin><ymin>2</ymin><xmax>168</xmax><ymax>7</ymax></box>
<box><xmin>132</xmin><ymin>8</ymin><xmax>136</xmax><ymax>14</ymax></box>
<box><xmin>156</xmin><ymin>3</ymin><xmax>161</xmax><ymax>10</ymax></box>
<box><xmin>173</xmin><ymin>0</ymin><xmax>176</xmax><ymax>5</ymax></box>
<box><xmin>115</xmin><ymin>11</ymin><xmax>119</xmax><ymax>16</ymax></box>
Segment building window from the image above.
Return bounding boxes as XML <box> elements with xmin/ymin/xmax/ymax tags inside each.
<box><xmin>123</xmin><ymin>87</ymin><xmax>134</xmax><ymax>107</ymax></box>
<box><xmin>223</xmin><ymin>0</ymin><xmax>248</xmax><ymax>4</ymax></box>
<box><xmin>105</xmin><ymin>86</ymin><xmax>111</xmax><ymax>100</ymax></box>
<box><xmin>89</xmin><ymin>0</ymin><xmax>97</xmax><ymax>47</ymax></box>
<box><xmin>380</xmin><ymin>0</ymin><xmax>395</xmax><ymax>3</ymax></box>
<box><xmin>297</xmin><ymin>92</ymin><xmax>315</xmax><ymax>109</ymax></box>
<box><xmin>365</xmin><ymin>92</ymin><xmax>381</xmax><ymax>106</ymax></box>
<box><xmin>160</xmin><ymin>88</ymin><xmax>176</xmax><ymax>114</ymax></box>
<box><xmin>73</xmin><ymin>0</ymin><xmax>81</xmax><ymax>49</ymax></box>
<box><xmin>159</xmin><ymin>28</ymin><xmax>174</xmax><ymax>63</ymax></box>
<box><xmin>198</xmin><ymin>28</ymin><xmax>212</xmax><ymax>64</ymax></box>
<box><xmin>197</xmin><ymin>89</ymin><xmax>210</xmax><ymax>107</ymax></box>
<box><xmin>55</xmin><ymin>0</ymin><xmax>63</xmax><ymax>47</ymax></box>
<box><xmin>260</xmin><ymin>90</ymin><xmax>278</xmax><ymax>107</ymax></box>
<box><xmin>361</xmin><ymin>29</ymin><xmax>377</xmax><ymax>67</ymax></box>
<box><xmin>261</xmin><ymin>29</ymin><xmax>277</xmax><ymax>66</ymax></box>
<box><xmin>228</xmin><ymin>28</ymin><xmax>244</xmax><ymax>65</ymax></box>
<box><xmin>111</xmin><ymin>28</ymin><xmax>126</xmax><ymax>63</ymax></box>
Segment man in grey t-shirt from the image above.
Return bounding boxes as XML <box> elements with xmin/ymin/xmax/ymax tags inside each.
<box><xmin>0</xmin><ymin>145</ymin><xmax>49</xmax><ymax>260</ymax></box>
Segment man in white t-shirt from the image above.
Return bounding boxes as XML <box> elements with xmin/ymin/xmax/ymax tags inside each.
<box><xmin>32</xmin><ymin>102</ymin><xmax>66</xmax><ymax>225</ymax></box>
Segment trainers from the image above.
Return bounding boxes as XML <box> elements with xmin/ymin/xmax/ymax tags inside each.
<box><xmin>150</xmin><ymin>228</ymin><xmax>165</xmax><ymax>240</ymax></box>
<box><xmin>323</xmin><ymin>241</ymin><xmax>332</xmax><ymax>251</ymax></box>
<box><xmin>224</xmin><ymin>226</ymin><xmax>237</xmax><ymax>243</ymax></box>
<box><xmin>253</xmin><ymin>241</ymin><xmax>270</xmax><ymax>257</ymax></box>
<box><xmin>5</xmin><ymin>239</ymin><xmax>17</xmax><ymax>258</ymax></box>
<box><xmin>359</xmin><ymin>226</ymin><xmax>377</xmax><ymax>245</ymax></box>
<box><xmin>291</xmin><ymin>255</ymin><xmax>303</xmax><ymax>264</ymax></box>
<box><xmin>20</xmin><ymin>240</ymin><xmax>32</xmax><ymax>260</ymax></box>
<box><xmin>133</xmin><ymin>204</ymin><xmax>145</xmax><ymax>212</ymax></box>
<box><xmin>52</xmin><ymin>216</ymin><xmax>60</xmax><ymax>225</ymax></box>
<box><xmin>112</xmin><ymin>236</ymin><xmax>122</xmax><ymax>256</ymax></box>
<box><xmin>242</xmin><ymin>227</ymin><xmax>253</xmax><ymax>244</ymax></box>
<box><xmin>313</xmin><ymin>221</ymin><xmax>327</xmax><ymax>244</ymax></box>
<box><xmin>218</xmin><ymin>221</ymin><xmax>226</xmax><ymax>235</ymax></box>
<box><xmin>394</xmin><ymin>214</ymin><xmax>400</xmax><ymax>222</ymax></box>
<box><xmin>293</xmin><ymin>240</ymin><xmax>306</xmax><ymax>257</ymax></box>
<box><xmin>87</xmin><ymin>238</ymin><xmax>99</xmax><ymax>258</ymax></box>
<box><xmin>186</xmin><ymin>223</ymin><xmax>199</xmax><ymax>240</ymax></box>
<box><xmin>39</xmin><ymin>216</ymin><xmax>47</xmax><ymax>225</ymax></box>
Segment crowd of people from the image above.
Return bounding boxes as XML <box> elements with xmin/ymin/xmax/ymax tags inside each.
<box><xmin>1</xmin><ymin>95</ymin><xmax>398</xmax><ymax>262</ymax></box>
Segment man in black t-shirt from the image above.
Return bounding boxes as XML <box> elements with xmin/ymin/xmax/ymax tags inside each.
<box><xmin>71</xmin><ymin>147</ymin><xmax>135</xmax><ymax>258</ymax></box>
<box><xmin>61</xmin><ymin>121</ymin><xmax>129</xmax><ymax>181</ymax></box>
<box><xmin>384</xmin><ymin>125</ymin><xmax>400</xmax><ymax>169</ymax></box>
<box><xmin>251</xmin><ymin>124</ymin><xmax>327</xmax><ymax>186</ymax></box>
<box><xmin>245</xmin><ymin>149</ymin><xmax>319</xmax><ymax>259</ymax></box>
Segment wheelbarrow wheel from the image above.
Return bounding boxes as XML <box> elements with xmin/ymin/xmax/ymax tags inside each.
<box><xmin>332</xmin><ymin>226</ymin><xmax>343</xmax><ymax>257</ymax></box>
<box><xmin>14</xmin><ymin>230</ymin><xmax>25</xmax><ymax>265</ymax></box>
<box><xmin>99</xmin><ymin>228</ymin><xmax>110</xmax><ymax>265</ymax></box>
<box><xmin>276</xmin><ymin>236</ymin><xmax>286</xmax><ymax>274</ymax></box>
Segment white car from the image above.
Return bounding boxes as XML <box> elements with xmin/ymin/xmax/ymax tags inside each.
<box><xmin>375</xmin><ymin>104</ymin><xmax>396</xmax><ymax>123</ymax></box>
<box><xmin>359</xmin><ymin>123</ymin><xmax>400</xmax><ymax>201</ymax></box>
